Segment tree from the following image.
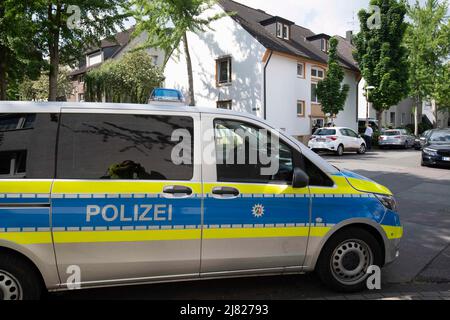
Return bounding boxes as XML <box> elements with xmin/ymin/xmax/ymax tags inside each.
<box><xmin>32</xmin><ymin>1</ymin><xmax>128</xmax><ymax>101</ymax></box>
<box><xmin>405</xmin><ymin>0</ymin><xmax>449</xmax><ymax>131</ymax></box>
<box><xmin>130</xmin><ymin>0</ymin><xmax>227</xmax><ymax>106</ymax></box>
<box><xmin>0</xmin><ymin>0</ymin><xmax>43</xmax><ymax>100</ymax></box>
<box><xmin>316</xmin><ymin>37</ymin><xmax>350</xmax><ymax>123</ymax></box>
<box><xmin>85</xmin><ymin>50</ymin><xmax>165</xmax><ymax>104</ymax></box>
<box><xmin>18</xmin><ymin>67</ymin><xmax>73</xmax><ymax>101</ymax></box>
<box><xmin>434</xmin><ymin>62</ymin><xmax>450</xmax><ymax>113</ymax></box>
<box><xmin>353</xmin><ymin>0</ymin><xmax>409</xmax><ymax>128</ymax></box>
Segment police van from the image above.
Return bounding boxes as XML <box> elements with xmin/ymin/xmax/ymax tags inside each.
<box><xmin>0</xmin><ymin>101</ymin><xmax>402</xmax><ymax>299</ymax></box>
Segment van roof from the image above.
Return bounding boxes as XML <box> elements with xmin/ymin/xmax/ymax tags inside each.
<box><xmin>0</xmin><ymin>100</ymin><xmax>256</xmax><ymax>118</ymax></box>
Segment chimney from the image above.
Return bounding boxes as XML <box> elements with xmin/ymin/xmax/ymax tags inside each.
<box><xmin>346</xmin><ymin>30</ymin><xmax>353</xmax><ymax>43</ymax></box>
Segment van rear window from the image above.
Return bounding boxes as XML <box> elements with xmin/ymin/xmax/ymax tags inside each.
<box><xmin>56</xmin><ymin>114</ymin><xmax>194</xmax><ymax>181</ymax></box>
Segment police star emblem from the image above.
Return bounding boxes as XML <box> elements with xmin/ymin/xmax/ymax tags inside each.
<box><xmin>252</xmin><ymin>204</ymin><xmax>265</xmax><ymax>218</ymax></box>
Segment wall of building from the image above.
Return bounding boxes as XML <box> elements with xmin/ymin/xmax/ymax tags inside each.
<box><xmin>164</xmin><ymin>4</ymin><xmax>266</xmax><ymax>116</ymax></box>
<box><xmin>334</xmin><ymin>70</ymin><xmax>359</xmax><ymax>131</ymax></box>
<box><xmin>265</xmin><ymin>53</ymin><xmax>311</xmax><ymax>137</ymax></box>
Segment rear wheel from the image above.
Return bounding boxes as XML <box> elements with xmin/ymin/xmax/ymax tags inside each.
<box><xmin>316</xmin><ymin>227</ymin><xmax>383</xmax><ymax>293</ymax></box>
<box><xmin>0</xmin><ymin>252</ymin><xmax>42</xmax><ymax>300</ymax></box>
<box><xmin>336</xmin><ymin>144</ymin><xmax>344</xmax><ymax>156</ymax></box>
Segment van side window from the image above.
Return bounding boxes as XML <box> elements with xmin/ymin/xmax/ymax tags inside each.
<box><xmin>0</xmin><ymin>113</ymin><xmax>58</xmax><ymax>179</ymax></box>
<box><xmin>214</xmin><ymin>119</ymin><xmax>293</xmax><ymax>184</ymax></box>
<box><xmin>56</xmin><ymin>114</ymin><xmax>194</xmax><ymax>180</ymax></box>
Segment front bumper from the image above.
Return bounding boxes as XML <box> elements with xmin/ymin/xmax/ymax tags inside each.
<box><xmin>385</xmin><ymin>237</ymin><xmax>401</xmax><ymax>265</ymax></box>
<box><xmin>422</xmin><ymin>155</ymin><xmax>450</xmax><ymax>167</ymax></box>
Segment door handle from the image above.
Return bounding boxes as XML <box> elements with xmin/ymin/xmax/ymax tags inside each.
<box><xmin>163</xmin><ymin>185</ymin><xmax>193</xmax><ymax>195</ymax></box>
<box><xmin>212</xmin><ymin>187</ymin><xmax>240</xmax><ymax>197</ymax></box>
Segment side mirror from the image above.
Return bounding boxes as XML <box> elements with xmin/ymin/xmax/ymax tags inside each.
<box><xmin>292</xmin><ymin>167</ymin><xmax>309</xmax><ymax>189</ymax></box>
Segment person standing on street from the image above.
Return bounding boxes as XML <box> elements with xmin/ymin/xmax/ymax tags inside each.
<box><xmin>364</xmin><ymin>124</ymin><xmax>373</xmax><ymax>150</ymax></box>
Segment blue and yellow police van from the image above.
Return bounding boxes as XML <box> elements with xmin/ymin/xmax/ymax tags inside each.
<box><xmin>0</xmin><ymin>101</ymin><xmax>402</xmax><ymax>299</ymax></box>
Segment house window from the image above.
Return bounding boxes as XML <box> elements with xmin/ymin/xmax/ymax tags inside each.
<box><xmin>411</xmin><ymin>113</ymin><xmax>415</xmax><ymax>124</ymax></box>
<box><xmin>311</xmin><ymin>83</ymin><xmax>319</xmax><ymax>103</ymax></box>
<box><xmin>297</xmin><ymin>63</ymin><xmax>305</xmax><ymax>78</ymax></box>
<box><xmin>216</xmin><ymin>57</ymin><xmax>232</xmax><ymax>86</ymax></box>
<box><xmin>217</xmin><ymin>100</ymin><xmax>232</xmax><ymax>110</ymax></box>
<box><xmin>276</xmin><ymin>22</ymin><xmax>283</xmax><ymax>38</ymax></box>
<box><xmin>0</xmin><ymin>114</ymin><xmax>36</xmax><ymax>132</ymax></box>
<box><xmin>276</xmin><ymin>22</ymin><xmax>290</xmax><ymax>40</ymax></box>
<box><xmin>87</xmin><ymin>52</ymin><xmax>102</xmax><ymax>67</ymax></box>
<box><xmin>0</xmin><ymin>151</ymin><xmax>27</xmax><ymax>178</ymax></box>
<box><xmin>282</xmin><ymin>25</ymin><xmax>290</xmax><ymax>40</ymax></box>
<box><xmin>320</xmin><ymin>39</ymin><xmax>328</xmax><ymax>52</ymax></box>
<box><xmin>311</xmin><ymin>67</ymin><xmax>325</xmax><ymax>79</ymax></box>
<box><xmin>401</xmin><ymin>113</ymin><xmax>406</xmax><ymax>125</ymax></box>
<box><xmin>390</xmin><ymin>112</ymin><xmax>396</xmax><ymax>124</ymax></box>
<box><xmin>297</xmin><ymin>100</ymin><xmax>305</xmax><ymax>117</ymax></box>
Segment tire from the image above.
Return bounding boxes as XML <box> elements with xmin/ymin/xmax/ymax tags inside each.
<box><xmin>335</xmin><ymin>144</ymin><xmax>344</xmax><ymax>156</ymax></box>
<box><xmin>357</xmin><ymin>144</ymin><xmax>366</xmax><ymax>155</ymax></box>
<box><xmin>0</xmin><ymin>252</ymin><xmax>43</xmax><ymax>300</ymax></box>
<box><xmin>316</xmin><ymin>227</ymin><xmax>383</xmax><ymax>293</ymax></box>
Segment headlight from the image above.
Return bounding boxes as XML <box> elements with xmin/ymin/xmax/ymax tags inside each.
<box><xmin>375</xmin><ymin>194</ymin><xmax>397</xmax><ymax>211</ymax></box>
<box><xmin>423</xmin><ymin>148</ymin><xmax>438</xmax><ymax>156</ymax></box>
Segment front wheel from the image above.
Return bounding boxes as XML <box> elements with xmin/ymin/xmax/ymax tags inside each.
<box><xmin>316</xmin><ymin>227</ymin><xmax>383</xmax><ymax>293</ymax></box>
<box><xmin>0</xmin><ymin>253</ymin><xmax>42</xmax><ymax>300</ymax></box>
<box><xmin>357</xmin><ymin>144</ymin><xmax>366</xmax><ymax>154</ymax></box>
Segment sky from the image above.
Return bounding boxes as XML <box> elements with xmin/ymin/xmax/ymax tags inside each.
<box><xmin>237</xmin><ymin>0</ymin><xmax>370</xmax><ymax>36</ymax></box>
<box><xmin>123</xmin><ymin>0</ymin><xmax>449</xmax><ymax>36</ymax></box>
<box><xmin>233</xmin><ymin>0</ymin><xmax>448</xmax><ymax>37</ymax></box>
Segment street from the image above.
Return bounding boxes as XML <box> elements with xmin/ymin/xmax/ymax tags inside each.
<box><xmin>50</xmin><ymin>149</ymin><xmax>450</xmax><ymax>300</ymax></box>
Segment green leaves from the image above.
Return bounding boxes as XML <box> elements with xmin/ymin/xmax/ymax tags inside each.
<box><xmin>130</xmin><ymin>0</ymin><xmax>226</xmax><ymax>62</ymax></box>
<box><xmin>316</xmin><ymin>37</ymin><xmax>350</xmax><ymax>119</ymax></box>
<box><xmin>405</xmin><ymin>0</ymin><xmax>449</xmax><ymax>110</ymax></box>
<box><xmin>353</xmin><ymin>0</ymin><xmax>409</xmax><ymax>114</ymax></box>
<box><xmin>85</xmin><ymin>50</ymin><xmax>165</xmax><ymax>104</ymax></box>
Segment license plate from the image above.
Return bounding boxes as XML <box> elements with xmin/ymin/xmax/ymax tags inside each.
<box><xmin>443</xmin><ymin>157</ymin><xmax>450</xmax><ymax>161</ymax></box>
<box><xmin>317</xmin><ymin>138</ymin><xmax>326</xmax><ymax>142</ymax></box>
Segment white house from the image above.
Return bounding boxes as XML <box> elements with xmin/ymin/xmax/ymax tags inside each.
<box><xmin>164</xmin><ymin>0</ymin><xmax>361</xmax><ymax>143</ymax></box>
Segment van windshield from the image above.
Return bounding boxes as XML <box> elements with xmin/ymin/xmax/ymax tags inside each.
<box><xmin>315</xmin><ymin>129</ymin><xmax>336</xmax><ymax>136</ymax></box>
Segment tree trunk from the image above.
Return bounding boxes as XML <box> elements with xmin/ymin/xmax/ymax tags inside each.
<box><xmin>48</xmin><ymin>4</ymin><xmax>61</xmax><ymax>102</ymax></box>
<box><xmin>376</xmin><ymin>110</ymin><xmax>382</xmax><ymax>130</ymax></box>
<box><xmin>433</xmin><ymin>100</ymin><xmax>438</xmax><ymax>129</ymax></box>
<box><xmin>183</xmin><ymin>32</ymin><xmax>195</xmax><ymax>106</ymax></box>
<box><xmin>0</xmin><ymin>45</ymin><xmax>7</xmax><ymax>100</ymax></box>
<box><xmin>414</xmin><ymin>97</ymin><xmax>420</xmax><ymax>136</ymax></box>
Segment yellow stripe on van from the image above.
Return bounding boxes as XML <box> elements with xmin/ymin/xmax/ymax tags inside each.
<box><xmin>203</xmin><ymin>226</ymin><xmax>331</xmax><ymax>239</ymax></box>
<box><xmin>0</xmin><ymin>232</ymin><xmax>53</xmax><ymax>245</ymax></box>
<box><xmin>382</xmin><ymin>225</ymin><xmax>403</xmax><ymax>239</ymax></box>
<box><xmin>52</xmin><ymin>181</ymin><xmax>202</xmax><ymax>195</ymax></box>
<box><xmin>53</xmin><ymin>229</ymin><xmax>202</xmax><ymax>244</ymax></box>
<box><xmin>0</xmin><ymin>181</ymin><xmax>52</xmax><ymax>194</ymax></box>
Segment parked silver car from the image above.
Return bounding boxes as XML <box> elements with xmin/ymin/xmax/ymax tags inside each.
<box><xmin>379</xmin><ymin>129</ymin><xmax>415</xmax><ymax>149</ymax></box>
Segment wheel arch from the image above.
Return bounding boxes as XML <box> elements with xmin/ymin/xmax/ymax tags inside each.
<box><xmin>0</xmin><ymin>241</ymin><xmax>59</xmax><ymax>290</ymax></box>
<box><xmin>305</xmin><ymin>219</ymin><xmax>388</xmax><ymax>271</ymax></box>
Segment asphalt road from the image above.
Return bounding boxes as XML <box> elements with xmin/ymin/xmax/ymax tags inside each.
<box><xmin>49</xmin><ymin>148</ymin><xmax>450</xmax><ymax>300</ymax></box>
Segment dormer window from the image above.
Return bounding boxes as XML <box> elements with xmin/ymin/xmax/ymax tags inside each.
<box><xmin>276</xmin><ymin>22</ymin><xmax>290</xmax><ymax>40</ymax></box>
<box><xmin>261</xmin><ymin>16</ymin><xmax>294</xmax><ymax>41</ymax></box>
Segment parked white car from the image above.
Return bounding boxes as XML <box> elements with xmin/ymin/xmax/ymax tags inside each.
<box><xmin>308</xmin><ymin>127</ymin><xmax>367</xmax><ymax>156</ymax></box>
